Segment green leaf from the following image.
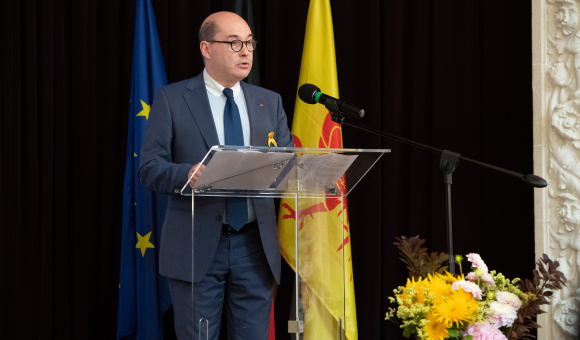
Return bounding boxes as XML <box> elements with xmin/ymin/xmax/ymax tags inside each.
<box><xmin>402</xmin><ymin>325</ymin><xmax>415</xmax><ymax>338</ymax></box>
<box><xmin>464</xmin><ymin>336</ymin><xmax>473</xmax><ymax>340</ymax></box>
<box><xmin>447</xmin><ymin>328</ymin><xmax>460</xmax><ymax>337</ymax></box>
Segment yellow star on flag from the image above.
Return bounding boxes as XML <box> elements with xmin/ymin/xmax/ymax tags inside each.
<box><xmin>135</xmin><ymin>231</ymin><xmax>155</xmax><ymax>257</ymax></box>
<box><xmin>134</xmin><ymin>152</ymin><xmax>138</xmax><ymax>157</ymax></box>
<box><xmin>136</xmin><ymin>100</ymin><xmax>150</xmax><ymax>120</ymax></box>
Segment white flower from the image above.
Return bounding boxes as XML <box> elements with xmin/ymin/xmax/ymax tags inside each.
<box><xmin>466</xmin><ymin>272</ymin><xmax>478</xmax><ymax>281</ymax></box>
<box><xmin>489</xmin><ymin>301</ymin><xmax>518</xmax><ymax>328</ymax></box>
<box><xmin>481</xmin><ymin>273</ymin><xmax>496</xmax><ymax>287</ymax></box>
<box><xmin>452</xmin><ymin>280</ymin><xmax>482</xmax><ymax>299</ymax></box>
<box><xmin>497</xmin><ymin>291</ymin><xmax>522</xmax><ymax>310</ymax></box>
<box><xmin>465</xmin><ymin>272</ymin><xmax>495</xmax><ymax>287</ymax></box>
<box><xmin>466</xmin><ymin>253</ymin><xmax>489</xmax><ymax>274</ymax></box>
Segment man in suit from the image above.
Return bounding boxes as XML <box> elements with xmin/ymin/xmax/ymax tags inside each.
<box><xmin>138</xmin><ymin>11</ymin><xmax>293</xmax><ymax>339</ymax></box>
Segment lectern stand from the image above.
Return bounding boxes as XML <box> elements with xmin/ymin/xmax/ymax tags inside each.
<box><xmin>180</xmin><ymin>146</ymin><xmax>389</xmax><ymax>340</ymax></box>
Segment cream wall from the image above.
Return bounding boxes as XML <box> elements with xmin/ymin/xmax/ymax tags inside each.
<box><xmin>533</xmin><ymin>0</ymin><xmax>580</xmax><ymax>338</ymax></box>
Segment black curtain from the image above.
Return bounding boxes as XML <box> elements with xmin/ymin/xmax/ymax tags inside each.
<box><xmin>0</xmin><ymin>0</ymin><xmax>534</xmax><ymax>339</ymax></box>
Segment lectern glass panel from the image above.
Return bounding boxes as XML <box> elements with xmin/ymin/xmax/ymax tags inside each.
<box><xmin>180</xmin><ymin>146</ymin><xmax>388</xmax><ymax>198</ymax></box>
<box><xmin>182</xmin><ymin>146</ymin><xmax>389</xmax><ymax>339</ymax></box>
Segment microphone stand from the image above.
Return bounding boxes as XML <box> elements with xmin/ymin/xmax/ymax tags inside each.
<box><xmin>323</xmin><ymin>99</ymin><xmax>547</xmax><ymax>274</ymax></box>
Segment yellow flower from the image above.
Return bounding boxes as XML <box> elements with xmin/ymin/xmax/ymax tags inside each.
<box><xmin>396</xmin><ymin>277</ymin><xmax>427</xmax><ymax>305</ymax></box>
<box><xmin>426</xmin><ymin>273</ymin><xmax>452</xmax><ymax>305</ymax></box>
<box><xmin>441</xmin><ymin>271</ymin><xmax>464</xmax><ymax>283</ymax></box>
<box><xmin>414</xmin><ymin>278</ymin><xmax>428</xmax><ymax>304</ymax></box>
<box><xmin>452</xmin><ymin>285</ymin><xmax>477</xmax><ymax>301</ymax></box>
<box><xmin>424</xmin><ymin>312</ymin><xmax>449</xmax><ymax>340</ymax></box>
<box><xmin>434</xmin><ymin>287</ymin><xmax>479</xmax><ymax>328</ymax></box>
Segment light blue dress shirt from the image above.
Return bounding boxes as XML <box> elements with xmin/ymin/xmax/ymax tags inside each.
<box><xmin>203</xmin><ymin>69</ymin><xmax>256</xmax><ymax>223</ymax></box>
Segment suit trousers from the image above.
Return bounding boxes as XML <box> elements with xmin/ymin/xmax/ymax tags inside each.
<box><xmin>169</xmin><ymin>223</ymin><xmax>274</xmax><ymax>340</ymax></box>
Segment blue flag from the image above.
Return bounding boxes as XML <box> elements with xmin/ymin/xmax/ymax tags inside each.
<box><xmin>117</xmin><ymin>0</ymin><xmax>171</xmax><ymax>339</ymax></box>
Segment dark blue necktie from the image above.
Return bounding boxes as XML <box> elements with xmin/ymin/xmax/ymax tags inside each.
<box><xmin>223</xmin><ymin>88</ymin><xmax>248</xmax><ymax>231</ymax></box>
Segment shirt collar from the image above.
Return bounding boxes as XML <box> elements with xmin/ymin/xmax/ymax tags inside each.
<box><xmin>203</xmin><ymin>68</ymin><xmax>241</xmax><ymax>98</ymax></box>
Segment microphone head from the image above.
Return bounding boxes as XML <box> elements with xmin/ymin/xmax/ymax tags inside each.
<box><xmin>521</xmin><ymin>174</ymin><xmax>548</xmax><ymax>188</ymax></box>
<box><xmin>298</xmin><ymin>83</ymin><xmax>320</xmax><ymax>104</ymax></box>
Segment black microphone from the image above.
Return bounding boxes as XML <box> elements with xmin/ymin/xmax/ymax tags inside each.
<box><xmin>298</xmin><ymin>83</ymin><xmax>365</xmax><ymax>118</ymax></box>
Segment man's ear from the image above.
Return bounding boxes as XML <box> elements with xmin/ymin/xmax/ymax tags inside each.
<box><xmin>200</xmin><ymin>41</ymin><xmax>211</xmax><ymax>60</ymax></box>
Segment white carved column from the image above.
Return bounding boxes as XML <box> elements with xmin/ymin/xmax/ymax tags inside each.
<box><xmin>534</xmin><ymin>0</ymin><xmax>580</xmax><ymax>338</ymax></box>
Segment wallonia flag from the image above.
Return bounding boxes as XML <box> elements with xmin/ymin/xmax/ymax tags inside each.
<box><xmin>277</xmin><ymin>0</ymin><xmax>358</xmax><ymax>339</ymax></box>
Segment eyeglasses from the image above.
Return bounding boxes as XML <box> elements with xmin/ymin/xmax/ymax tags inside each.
<box><xmin>208</xmin><ymin>39</ymin><xmax>257</xmax><ymax>52</ymax></box>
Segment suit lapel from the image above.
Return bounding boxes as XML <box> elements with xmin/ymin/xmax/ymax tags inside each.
<box><xmin>183</xmin><ymin>74</ymin><xmax>220</xmax><ymax>149</ymax></box>
<box><xmin>241</xmin><ymin>81</ymin><xmax>264</xmax><ymax>146</ymax></box>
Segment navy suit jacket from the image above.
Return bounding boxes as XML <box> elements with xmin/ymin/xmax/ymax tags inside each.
<box><xmin>138</xmin><ymin>72</ymin><xmax>293</xmax><ymax>284</ymax></box>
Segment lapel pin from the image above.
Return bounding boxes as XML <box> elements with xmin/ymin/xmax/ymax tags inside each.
<box><xmin>259</xmin><ymin>104</ymin><xmax>263</xmax><ymax>107</ymax></box>
<box><xmin>268</xmin><ymin>132</ymin><xmax>277</xmax><ymax>147</ymax></box>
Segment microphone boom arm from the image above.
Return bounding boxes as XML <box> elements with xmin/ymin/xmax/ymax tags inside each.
<box><xmin>324</xmin><ymin>103</ymin><xmax>546</xmax><ymax>275</ymax></box>
<box><xmin>325</xmin><ymin>106</ymin><xmax>547</xmax><ymax>187</ymax></box>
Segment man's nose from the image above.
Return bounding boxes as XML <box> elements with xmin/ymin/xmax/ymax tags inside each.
<box><xmin>239</xmin><ymin>43</ymin><xmax>251</xmax><ymax>56</ymax></box>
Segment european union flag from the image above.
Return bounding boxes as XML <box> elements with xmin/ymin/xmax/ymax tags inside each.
<box><xmin>117</xmin><ymin>0</ymin><xmax>171</xmax><ymax>339</ymax></box>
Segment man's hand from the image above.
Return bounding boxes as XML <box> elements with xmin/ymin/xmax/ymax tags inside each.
<box><xmin>188</xmin><ymin>163</ymin><xmax>206</xmax><ymax>188</ymax></box>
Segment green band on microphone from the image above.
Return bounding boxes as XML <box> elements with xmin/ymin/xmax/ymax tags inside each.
<box><xmin>315</xmin><ymin>92</ymin><xmax>322</xmax><ymax>103</ymax></box>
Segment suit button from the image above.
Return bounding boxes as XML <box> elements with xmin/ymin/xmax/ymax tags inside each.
<box><xmin>174</xmin><ymin>189</ymin><xmax>180</xmax><ymax>193</ymax></box>
<box><xmin>216</xmin><ymin>215</ymin><xmax>222</xmax><ymax>221</ymax></box>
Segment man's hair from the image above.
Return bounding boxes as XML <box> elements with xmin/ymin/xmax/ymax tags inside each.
<box><xmin>199</xmin><ymin>20</ymin><xmax>219</xmax><ymax>44</ymax></box>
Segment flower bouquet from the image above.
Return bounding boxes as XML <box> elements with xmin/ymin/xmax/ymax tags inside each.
<box><xmin>385</xmin><ymin>236</ymin><xmax>566</xmax><ymax>340</ymax></box>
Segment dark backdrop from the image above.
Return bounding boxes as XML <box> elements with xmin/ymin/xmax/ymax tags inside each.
<box><xmin>0</xmin><ymin>0</ymin><xmax>535</xmax><ymax>339</ymax></box>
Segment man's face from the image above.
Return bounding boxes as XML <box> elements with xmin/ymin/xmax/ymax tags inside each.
<box><xmin>207</xmin><ymin>17</ymin><xmax>253</xmax><ymax>84</ymax></box>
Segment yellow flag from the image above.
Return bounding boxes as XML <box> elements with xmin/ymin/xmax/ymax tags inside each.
<box><xmin>278</xmin><ymin>0</ymin><xmax>357</xmax><ymax>338</ymax></box>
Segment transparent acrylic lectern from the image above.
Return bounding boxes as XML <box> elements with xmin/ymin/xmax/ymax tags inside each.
<box><xmin>180</xmin><ymin>146</ymin><xmax>389</xmax><ymax>339</ymax></box>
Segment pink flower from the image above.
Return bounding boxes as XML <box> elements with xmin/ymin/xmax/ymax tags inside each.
<box><xmin>497</xmin><ymin>291</ymin><xmax>522</xmax><ymax>310</ymax></box>
<box><xmin>463</xmin><ymin>322</ymin><xmax>508</xmax><ymax>340</ymax></box>
<box><xmin>467</xmin><ymin>253</ymin><xmax>489</xmax><ymax>274</ymax></box>
<box><xmin>481</xmin><ymin>273</ymin><xmax>496</xmax><ymax>286</ymax></box>
<box><xmin>452</xmin><ymin>280</ymin><xmax>483</xmax><ymax>299</ymax></box>
<box><xmin>489</xmin><ymin>301</ymin><xmax>518</xmax><ymax>327</ymax></box>
<box><xmin>466</xmin><ymin>272</ymin><xmax>478</xmax><ymax>281</ymax></box>
<box><xmin>466</xmin><ymin>272</ymin><xmax>495</xmax><ymax>286</ymax></box>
